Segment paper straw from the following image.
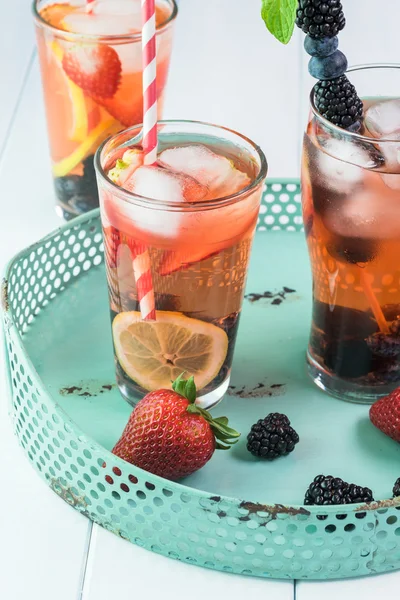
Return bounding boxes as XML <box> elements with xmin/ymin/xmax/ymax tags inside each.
<box><xmin>125</xmin><ymin>0</ymin><xmax>158</xmax><ymax>322</ymax></box>
<box><xmin>360</xmin><ymin>270</ymin><xmax>389</xmax><ymax>334</ymax></box>
<box><xmin>86</xmin><ymin>0</ymin><xmax>95</xmax><ymax>14</ymax></box>
<box><xmin>141</xmin><ymin>0</ymin><xmax>158</xmax><ymax>165</ymax></box>
<box><xmin>122</xmin><ymin>234</ymin><xmax>156</xmax><ymax>321</ymax></box>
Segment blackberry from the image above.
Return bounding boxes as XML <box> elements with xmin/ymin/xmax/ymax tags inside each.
<box><xmin>394</xmin><ymin>478</ymin><xmax>400</xmax><ymax>497</ymax></box>
<box><xmin>247</xmin><ymin>413</ymin><xmax>299</xmax><ymax>459</ymax></box>
<box><xmin>390</xmin><ymin>320</ymin><xmax>400</xmax><ymax>336</ymax></box>
<box><xmin>314</xmin><ymin>74</ymin><xmax>364</xmax><ymax>129</ymax></box>
<box><xmin>366</xmin><ymin>332</ymin><xmax>400</xmax><ymax>358</ymax></box>
<box><xmin>296</xmin><ymin>0</ymin><xmax>346</xmax><ymax>39</ymax></box>
<box><xmin>305</xmin><ymin>475</ymin><xmax>374</xmax><ymax>517</ymax></box>
<box><xmin>369</xmin><ymin>361</ymin><xmax>400</xmax><ymax>384</ymax></box>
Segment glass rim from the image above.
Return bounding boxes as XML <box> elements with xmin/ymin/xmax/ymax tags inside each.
<box><xmin>94</xmin><ymin>119</ymin><xmax>268</xmax><ymax>212</ymax></box>
<box><xmin>310</xmin><ymin>63</ymin><xmax>400</xmax><ymax>144</ymax></box>
<box><xmin>32</xmin><ymin>0</ymin><xmax>178</xmax><ymax>43</ymax></box>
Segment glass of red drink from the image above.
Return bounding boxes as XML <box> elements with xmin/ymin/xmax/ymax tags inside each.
<box><xmin>303</xmin><ymin>64</ymin><xmax>400</xmax><ymax>403</ymax></box>
<box><xmin>33</xmin><ymin>0</ymin><xmax>177</xmax><ymax>220</ymax></box>
<box><xmin>95</xmin><ymin>120</ymin><xmax>267</xmax><ymax>408</ymax></box>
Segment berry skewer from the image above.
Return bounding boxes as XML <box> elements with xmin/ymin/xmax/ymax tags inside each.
<box><xmin>261</xmin><ymin>0</ymin><xmax>363</xmax><ymax>130</ymax></box>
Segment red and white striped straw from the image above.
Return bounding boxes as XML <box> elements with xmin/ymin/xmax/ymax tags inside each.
<box><xmin>141</xmin><ymin>0</ymin><xmax>158</xmax><ymax>165</ymax></box>
<box><xmin>86</xmin><ymin>0</ymin><xmax>96</xmax><ymax>14</ymax></box>
<box><xmin>129</xmin><ymin>0</ymin><xmax>158</xmax><ymax>321</ymax></box>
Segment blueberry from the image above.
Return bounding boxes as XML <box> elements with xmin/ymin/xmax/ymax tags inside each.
<box><xmin>308</xmin><ymin>50</ymin><xmax>348</xmax><ymax>80</ymax></box>
<box><xmin>327</xmin><ymin>236</ymin><xmax>377</xmax><ymax>265</ymax></box>
<box><xmin>304</xmin><ymin>35</ymin><xmax>338</xmax><ymax>57</ymax></box>
<box><xmin>69</xmin><ymin>194</ymin><xmax>99</xmax><ymax>214</ymax></box>
<box><xmin>54</xmin><ymin>175</ymin><xmax>82</xmax><ymax>202</ymax></box>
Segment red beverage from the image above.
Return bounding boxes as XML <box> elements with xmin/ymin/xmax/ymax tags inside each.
<box><xmin>34</xmin><ymin>0</ymin><xmax>177</xmax><ymax>219</ymax></box>
<box><xmin>95</xmin><ymin>121</ymin><xmax>267</xmax><ymax>407</ymax></box>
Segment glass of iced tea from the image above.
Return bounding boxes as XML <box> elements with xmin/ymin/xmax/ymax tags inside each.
<box><xmin>33</xmin><ymin>0</ymin><xmax>177</xmax><ymax>220</ymax></box>
<box><xmin>303</xmin><ymin>64</ymin><xmax>400</xmax><ymax>403</ymax></box>
<box><xmin>95</xmin><ymin>120</ymin><xmax>267</xmax><ymax>408</ymax></box>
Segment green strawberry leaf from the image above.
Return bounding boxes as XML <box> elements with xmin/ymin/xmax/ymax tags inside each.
<box><xmin>186</xmin><ymin>404</ymin><xmax>240</xmax><ymax>449</ymax></box>
<box><xmin>173</xmin><ymin>373</ymin><xmax>241</xmax><ymax>449</ymax></box>
<box><xmin>261</xmin><ymin>0</ymin><xmax>297</xmax><ymax>44</ymax></box>
<box><xmin>184</xmin><ymin>377</ymin><xmax>197</xmax><ymax>403</ymax></box>
<box><xmin>172</xmin><ymin>373</ymin><xmax>197</xmax><ymax>404</ymax></box>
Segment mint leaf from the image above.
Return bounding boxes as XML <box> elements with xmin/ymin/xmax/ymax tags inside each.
<box><xmin>261</xmin><ymin>0</ymin><xmax>297</xmax><ymax>44</ymax></box>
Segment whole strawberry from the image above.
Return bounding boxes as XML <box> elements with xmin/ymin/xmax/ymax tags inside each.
<box><xmin>370</xmin><ymin>388</ymin><xmax>400</xmax><ymax>442</ymax></box>
<box><xmin>112</xmin><ymin>375</ymin><xmax>240</xmax><ymax>480</ymax></box>
<box><xmin>63</xmin><ymin>44</ymin><xmax>121</xmax><ymax>98</ymax></box>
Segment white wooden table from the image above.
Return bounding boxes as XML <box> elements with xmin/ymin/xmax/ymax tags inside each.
<box><xmin>1</xmin><ymin>1</ymin><xmax>399</xmax><ymax>598</ymax></box>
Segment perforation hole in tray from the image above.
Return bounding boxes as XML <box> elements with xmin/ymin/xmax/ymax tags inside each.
<box><xmin>6</xmin><ymin>217</ymin><xmax>104</xmax><ymax>335</ymax></box>
<box><xmin>257</xmin><ymin>181</ymin><xmax>303</xmax><ymax>232</ymax></box>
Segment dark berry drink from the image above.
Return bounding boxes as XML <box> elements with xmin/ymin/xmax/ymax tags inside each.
<box><xmin>303</xmin><ymin>67</ymin><xmax>400</xmax><ymax>402</ymax></box>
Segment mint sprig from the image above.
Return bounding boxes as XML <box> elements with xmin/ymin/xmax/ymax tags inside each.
<box><xmin>261</xmin><ymin>0</ymin><xmax>297</xmax><ymax>44</ymax></box>
<box><xmin>172</xmin><ymin>374</ymin><xmax>240</xmax><ymax>450</ymax></box>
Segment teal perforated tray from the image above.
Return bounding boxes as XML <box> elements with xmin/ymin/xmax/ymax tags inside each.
<box><xmin>3</xmin><ymin>180</ymin><xmax>400</xmax><ymax>581</ymax></box>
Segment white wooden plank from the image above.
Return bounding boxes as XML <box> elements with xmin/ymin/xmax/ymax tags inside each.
<box><xmin>0</xmin><ymin>50</ymin><xmax>91</xmax><ymax>600</ymax></box>
<box><xmin>164</xmin><ymin>0</ymin><xmax>302</xmax><ymax>179</ymax></box>
<box><xmin>0</xmin><ymin>343</ymin><xmax>91</xmax><ymax>600</ymax></box>
<box><xmin>0</xmin><ymin>56</ymin><xmax>60</xmax><ymax>267</ymax></box>
<box><xmin>82</xmin><ymin>524</ymin><xmax>294</xmax><ymax>600</ymax></box>
<box><xmin>1</xmin><ymin>0</ymin><xmax>36</xmax><ymax>157</ymax></box>
<box><xmin>296</xmin><ymin>571</ymin><xmax>400</xmax><ymax>600</ymax></box>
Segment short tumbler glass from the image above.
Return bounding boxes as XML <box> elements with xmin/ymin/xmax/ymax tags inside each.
<box><xmin>303</xmin><ymin>64</ymin><xmax>400</xmax><ymax>403</ymax></box>
<box><xmin>95</xmin><ymin>120</ymin><xmax>267</xmax><ymax>408</ymax></box>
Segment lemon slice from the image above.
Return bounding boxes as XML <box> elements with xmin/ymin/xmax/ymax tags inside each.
<box><xmin>52</xmin><ymin>115</ymin><xmax>115</xmax><ymax>177</ymax></box>
<box><xmin>112</xmin><ymin>311</ymin><xmax>229</xmax><ymax>391</ymax></box>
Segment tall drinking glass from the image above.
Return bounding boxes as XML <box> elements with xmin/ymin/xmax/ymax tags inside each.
<box><xmin>33</xmin><ymin>0</ymin><xmax>177</xmax><ymax>220</ymax></box>
<box><xmin>95</xmin><ymin>120</ymin><xmax>267</xmax><ymax>408</ymax></box>
<box><xmin>303</xmin><ymin>64</ymin><xmax>400</xmax><ymax>403</ymax></box>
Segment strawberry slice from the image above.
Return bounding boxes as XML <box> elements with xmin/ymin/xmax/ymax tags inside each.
<box><xmin>62</xmin><ymin>44</ymin><xmax>121</xmax><ymax>99</ymax></box>
<box><xmin>95</xmin><ymin>62</ymin><xmax>170</xmax><ymax>127</ymax></box>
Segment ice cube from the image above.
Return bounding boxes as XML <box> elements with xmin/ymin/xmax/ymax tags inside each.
<box><xmin>324</xmin><ymin>185</ymin><xmax>400</xmax><ymax>240</ymax></box>
<box><xmin>365</xmin><ymin>99</ymin><xmax>400</xmax><ymax>138</ymax></box>
<box><xmin>381</xmin><ymin>171</ymin><xmax>400</xmax><ymax>191</ymax></box>
<box><xmin>105</xmin><ymin>166</ymin><xmax>206</xmax><ymax>239</ymax></box>
<box><xmin>158</xmin><ymin>145</ymin><xmax>251</xmax><ymax>197</ymax></box>
<box><xmin>124</xmin><ymin>166</ymin><xmax>208</xmax><ymax>202</ymax></box>
<box><xmin>62</xmin><ymin>1</ymin><xmax>142</xmax><ymax>36</ymax></box>
<box><xmin>317</xmin><ymin>138</ymin><xmax>383</xmax><ymax>193</ymax></box>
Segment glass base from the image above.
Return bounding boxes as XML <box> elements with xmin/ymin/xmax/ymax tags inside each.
<box><xmin>55</xmin><ymin>202</ymin><xmax>80</xmax><ymax>221</ymax></box>
<box><xmin>117</xmin><ymin>368</ymin><xmax>230</xmax><ymax>411</ymax></box>
<box><xmin>55</xmin><ymin>198</ymin><xmax>100</xmax><ymax>221</ymax></box>
<box><xmin>307</xmin><ymin>351</ymin><xmax>395</xmax><ymax>404</ymax></box>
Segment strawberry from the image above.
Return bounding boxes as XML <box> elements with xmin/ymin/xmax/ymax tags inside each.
<box><xmin>62</xmin><ymin>44</ymin><xmax>121</xmax><ymax>99</ymax></box>
<box><xmin>370</xmin><ymin>388</ymin><xmax>400</xmax><ymax>442</ymax></box>
<box><xmin>112</xmin><ymin>375</ymin><xmax>240</xmax><ymax>480</ymax></box>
